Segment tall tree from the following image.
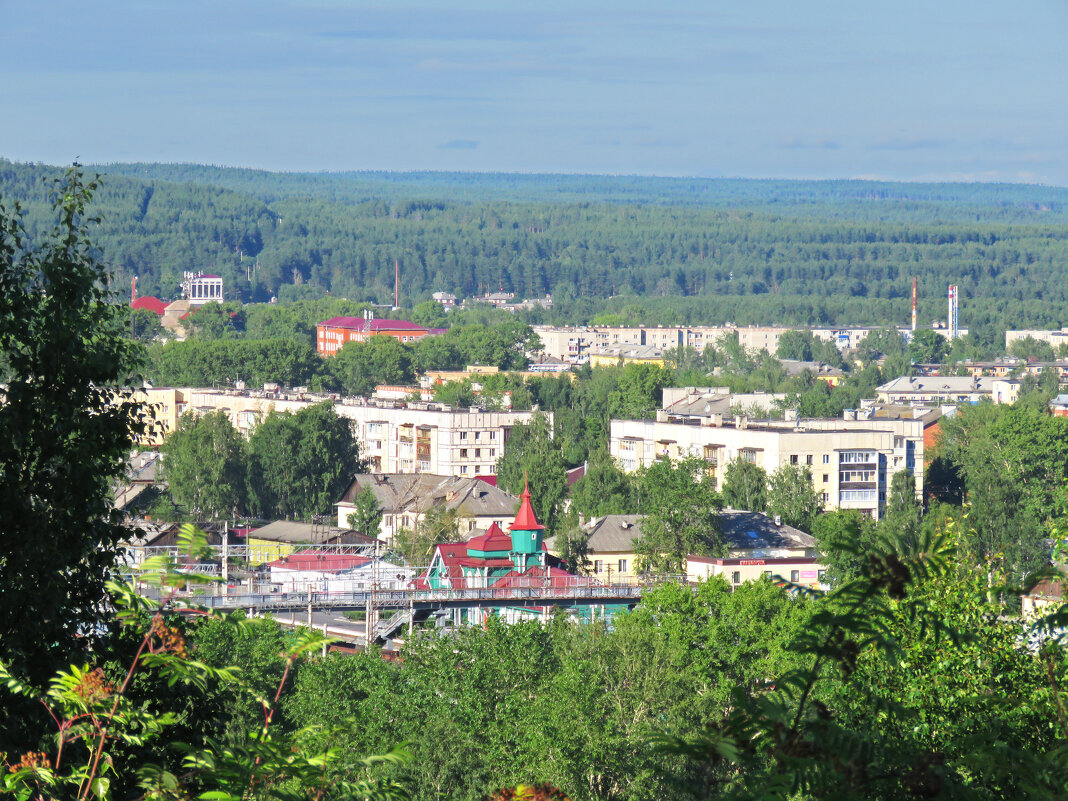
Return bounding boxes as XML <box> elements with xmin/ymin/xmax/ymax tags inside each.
<box><xmin>162</xmin><ymin>411</ymin><xmax>247</xmax><ymax>520</ymax></box>
<box><xmin>607</xmin><ymin>363</ymin><xmax>674</xmax><ymax>419</ymax></box>
<box><xmin>0</xmin><ymin>168</ymin><xmax>149</xmax><ymax>699</ymax></box>
<box><xmin>721</xmin><ymin>458</ymin><xmax>768</xmax><ymax>512</ymax></box>
<box><xmin>908</xmin><ymin>328</ymin><xmax>948</xmax><ymax>364</ymax></box>
<box><xmin>496</xmin><ymin>413</ymin><xmax>568</xmax><ymax>534</ymax></box>
<box><xmin>248</xmin><ymin>402</ymin><xmax>361</xmax><ymax>521</ymax></box>
<box><xmin>347</xmin><ymin>486</ymin><xmax>383</xmax><ymax>538</ymax></box>
<box><xmin>634</xmin><ymin>456</ymin><xmax>724</xmax><ymax>572</ymax></box>
<box><xmin>569</xmin><ymin>447</ymin><xmax>637</xmax><ymax>518</ymax></box>
<box><xmin>766</xmin><ymin>464</ymin><xmax>823</xmax><ymax>530</ymax></box>
<box><xmin>331</xmin><ymin>335</ymin><xmax>414</xmax><ymax>396</ymax></box>
<box><xmin>775</xmin><ymin>329</ymin><xmax>815</xmax><ymax>361</ymax></box>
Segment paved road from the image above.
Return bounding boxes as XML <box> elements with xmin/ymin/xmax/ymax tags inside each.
<box><xmin>271</xmin><ymin>610</ymin><xmax>367</xmax><ymax>643</ymax></box>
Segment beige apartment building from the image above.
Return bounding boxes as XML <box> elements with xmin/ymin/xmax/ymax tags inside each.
<box><xmin>609</xmin><ymin>414</ymin><xmax>926</xmax><ymax>520</ymax></box>
<box><xmin>140</xmin><ymin>387</ymin><xmax>542</xmax><ymax>477</ymax></box>
<box><xmin>1005</xmin><ymin>327</ymin><xmax>1068</xmax><ymax>351</ymax></box>
<box><xmin>533</xmin><ymin>324</ymin><xmax>968</xmax><ymax>365</ymax></box>
<box><xmin>874</xmin><ymin>376</ymin><xmax>1023</xmax><ymax>406</ymax></box>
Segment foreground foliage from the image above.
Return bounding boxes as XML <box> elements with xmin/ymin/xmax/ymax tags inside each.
<box><xmin>1</xmin><ymin>526</ymin><xmax>410</xmax><ymax>801</ymax></box>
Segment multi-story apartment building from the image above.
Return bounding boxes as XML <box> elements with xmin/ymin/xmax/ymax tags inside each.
<box><xmin>1005</xmin><ymin>327</ymin><xmax>1068</xmax><ymax>351</ymax></box>
<box><xmin>533</xmin><ymin>324</ymin><xmax>967</xmax><ymax>364</ymax></box>
<box><xmin>610</xmin><ymin>413</ymin><xmax>927</xmax><ymax>520</ymax></box>
<box><xmin>164</xmin><ymin>387</ymin><xmax>542</xmax><ymax>477</ymax></box>
<box><xmin>874</xmin><ymin>376</ymin><xmax>1020</xmax><ymax>406</ymax></box>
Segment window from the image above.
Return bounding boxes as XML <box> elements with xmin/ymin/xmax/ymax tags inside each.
<box><xmin>475</xmin><ymin>449</ymin><xmax>481</xmax><ymax>458</ymax></box>
<box><xmin>763</xmin><ymin>570</ymin><xmax>773</xmax><ymax>578</ymax></box>
<box><xmin>822</xmin><ymin>474</ymin><xmax>829</xmax><ymax>483</ymax></box>
<box><xmin>489</xmin><ymin>431</ymin><xmax>497</xmax><ymax>441</ymax></box>
<box><xmin>594</xmin><ymin>560</ymin><xmax>604</xmax><ymax>574</ymax></box>
<box><xmin>790</xmin><ymin>570</ymin><xmax>800</xmax><ymax>582</ymax></box>
<box><xmin>822</xmin><ymin>454</ymin><xmax>830</xmax><ymax>464</ymax></box>
<box><xmin>731</xmin><ymin>571</ymin><xmax>741</xmax><ymax>584</ymax></box>
<box><xmin>460</xmin><ymin>449</ymin><xmax>468</xmax><ymax>458</ymax></box>
<box><xmin>460</xmin><ymin>465</ymin><xmax>469</xmax><ymax>474</ymax></box>
<box><xmin>839</xmin><ymin>489</ymin><xmax>877</xmax><ymax>502</ymax></box>
<box><xmin>459</xmin><ymin>432</ymin><xmax>468</xmax><ymax>441</ymax></box>
<box><xmin>618</xmin><ymin>559</ymin><xmax>628</xmax><ymax>573</ymax></box>
<box><xmin>790</xmin><ymin>454</ymin><xmax>799</xmax><ymax>465</ymax></box>
<box><xmin>818</xmin><ymin>570</ymin><xmax>827</xmax><ymax>583</ymax></box>
<box><xmin>806</xmin><ymin>455</ymin><xmax>813</xmax><ymax>465</ymax></box>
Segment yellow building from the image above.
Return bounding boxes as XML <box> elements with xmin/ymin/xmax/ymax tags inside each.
<box><xmin>588</xmin><ymin>344</ymin><xmax>667</xmax><ymax>368</ymax></box>
<box><xmin>116</xmin><ymin>387</ymin><xmax>188</xmax><ymax>446</ymax></box>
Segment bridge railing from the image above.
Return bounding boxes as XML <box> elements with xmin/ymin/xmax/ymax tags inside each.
<box><xmin>134</xmin><ymin>574</ymin><xmax>686</xmax><ymax>611</ymax></box>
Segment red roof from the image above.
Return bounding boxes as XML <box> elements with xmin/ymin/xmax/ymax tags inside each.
<box><xmin>509</xmin><ymin>476</ymin><xmax>544</xmax><ymax>532</ymax></box>
<box><xmin>131</xmin><ymin>296</ymin><xmax>167</xmax><ymax>315</ymax></box>
<box><xmin>466</xmin><ymin>522</ymin><xmax>512</xmax><ymax>553</ymax></box>
<box><xmin>475</xmin><ymin>475</ymin><xmax>498</xmax><ymax>487</ymax></box>
<box><xmin>566</xmin><ymin>464</ymin><xmax>586</xmax><ymax>487</ymax></box>
<box><xmin>268</xmin><ymin>552</ymin><xmax>370</xmax><ymax>572</ymax></box>
<box><xmin>317</xmin><ymin>317</ymin><xmax>429</xmax><ymax>333</ymax></box>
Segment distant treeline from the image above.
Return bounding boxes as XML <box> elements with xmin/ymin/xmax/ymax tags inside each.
<box><xmin>4</xmin><ymin>158</ymin><xmax>1068</xmax><ymax>340</ymax></box>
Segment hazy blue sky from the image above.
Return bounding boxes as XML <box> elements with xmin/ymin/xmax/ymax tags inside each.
<box><xmin>2</xmin><ymin>0</ymin><xmax>1067</xmax><ymax>183</ymax></box>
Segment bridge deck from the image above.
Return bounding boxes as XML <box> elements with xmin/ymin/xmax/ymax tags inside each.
<box><xmin>143</xmin><ymin>581</ymin><xmax>672</xmax><ymax>612</ymax></box>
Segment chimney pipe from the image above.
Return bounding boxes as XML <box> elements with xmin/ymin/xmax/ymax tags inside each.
<box><xmin>911</xmin><ymin>277</ymin><xmax>917</xmax><ymax>332</ymax></box>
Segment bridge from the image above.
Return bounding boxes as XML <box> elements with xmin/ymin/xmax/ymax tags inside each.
<box><xmin>134</xmin><ymin>571</ymin><xmax>685</xmax><ymax>643</ymax></box>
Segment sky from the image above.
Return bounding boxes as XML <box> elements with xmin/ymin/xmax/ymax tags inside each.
<box><xmin>2</xmin><ymin>0</ymin><xmax>1067</xmax><ymax>184</ymax></box>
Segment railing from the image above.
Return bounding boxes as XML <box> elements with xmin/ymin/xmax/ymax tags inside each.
<box><xmin>125</xmin><ymin>543</ymin><xmax>379</xmax><ymax>562</ymax></box>
<box><xmin>134</xmin><ymin>574</ymin><xmax>686</xmax><ymax>612</ymax></box>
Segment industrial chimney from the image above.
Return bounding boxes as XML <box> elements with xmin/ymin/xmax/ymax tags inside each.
<box><xmin>911</xmin><ymin>277</ymin><xmax>917</xmax><ymax>332</ymax></box>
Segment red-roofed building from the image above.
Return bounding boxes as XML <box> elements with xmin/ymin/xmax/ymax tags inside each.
<box><xmin>316</xmin><ymin>312</ymin><xmax>441</xmax><ymax>355</ymax></box>
<box><xmin>131</xmin><ymin>296</ymin><xmax>167</xmax><ymax>316</ymax></box>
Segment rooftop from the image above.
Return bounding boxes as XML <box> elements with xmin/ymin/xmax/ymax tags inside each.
<box><xmin>877</xmin><ymin>376</ymin><xmax>997</xmax><ymax>394</ymax></box>
<box><xmin>548</xmin><ymin>511</ymin><xmax>813</xmax><ymax>554</ymax></box>
<box><xmin>337</xmin><ymin>474</ymin><xmax>519</xmax><ymax>518</ymax></box>
<box><xmin>318</xmin><ymin>316</ymin><xmax>431</xmax><ymax>332</ymax></box>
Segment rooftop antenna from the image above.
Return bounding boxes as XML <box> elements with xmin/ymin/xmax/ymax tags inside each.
<box><xmin>394</xmin><ymin>258</ymin><xmax>400</xmax><ymax>309</ymax></box>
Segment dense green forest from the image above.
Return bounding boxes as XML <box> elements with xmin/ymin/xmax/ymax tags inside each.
<box><xmin>4</xmin><ymin>158</ymin><xmax>1068</xmax><ymax>340</ymax></box>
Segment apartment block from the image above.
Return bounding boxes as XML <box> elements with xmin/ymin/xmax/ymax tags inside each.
<box><xmin>164</xmin><ymin>387</ymin><xmax>543</xmax><ymax>477</ymax></box>
<box><xmin>1005</xmin><ymin>327</ymin><xmax>1068</xmax><ymax>351</ymax></box>
<box><xmin>609</xmin><ymin>414</ymin><xmax>927</xmax><ymax>520</ymax></box>
<box><xmin>875</xmin><ymin>376</ymin><xmax>1020</xmax><ymax>406</ymax></box>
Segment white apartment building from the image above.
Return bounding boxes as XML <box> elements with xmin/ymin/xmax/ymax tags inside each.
<box><xmin>1005</xmin><ymin>327</ymin><xmax>1068</xmax><ymax>351</ymax></box>
<box><xmin>610</xmin><ymin>415</ymin><xmax>926</xmax><ymax>520</ymax></box>
<box><xmin>874</xmin><ymin>376</ymin><xmax>1017</xmax><ymax>407</ymax></box>
<box><xmin>533</xmin><ymin>324</ymin><xmax>967</xmax><ymax>364</ymax></box>
<box><xmin>177</xmin><ymin>388</ymin><xmax>544</xmax><ymax>477</ymax></box>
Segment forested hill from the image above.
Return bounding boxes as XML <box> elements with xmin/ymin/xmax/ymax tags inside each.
<box><xmin>4</xmin><ymin>157</ymin><xmax>1068</xmax><ymax>337</ymax></box>
<box><xmin>92</xmin><ymin>161</ymin><xmax>1068</xmax><ymax>223</ymax></box>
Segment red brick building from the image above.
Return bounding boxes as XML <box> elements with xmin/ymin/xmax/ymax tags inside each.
<box><xmin>316</xmin><ymin>314</ymin><xmax>440</xmax><ymax>355</ymax></box>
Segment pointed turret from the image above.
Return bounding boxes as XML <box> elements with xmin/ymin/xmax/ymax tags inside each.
<box><xmin>508</xmin><ymin>473</ymin><xmax>545</xmax><ymax>571</ymax></box>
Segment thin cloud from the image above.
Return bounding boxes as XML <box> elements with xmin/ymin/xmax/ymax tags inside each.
<box><xmin>870</xmin><ymin>137</ymin><xmax>950</xmax><ymax>151</ymax></box>
<box><xmin>780</xmin><ymin>137</ymin><xmax>841</xmax><ymax>150</ymax></box>
<box><xmin>439</xmin><ymin>139</ymin><xmax>479</xmax><ymax>150</ymax></box>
